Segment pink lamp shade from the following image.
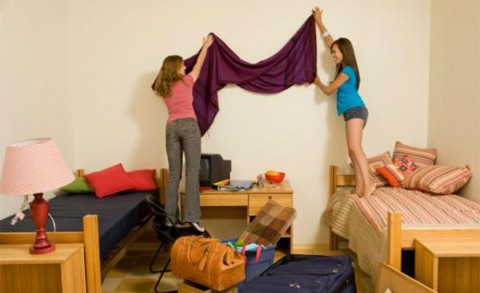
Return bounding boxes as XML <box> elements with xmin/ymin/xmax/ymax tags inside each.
<box><xmin>0</xmin><ymin>138</ymin><xmax>74</xmax><ymax>254</ymax></box>
<box><xmin>0</xmin><ymin>138</ymin><xmax>74</xmax><ymax>196</ymax></box>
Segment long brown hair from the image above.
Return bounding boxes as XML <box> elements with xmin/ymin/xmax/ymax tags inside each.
<box><xmin>331</xmin><ymin>38</ymin><xmax>361</xmax><ymax>90</ymax></box>
<box><xmin>153</xmin><ymin>55</ymin><xmax>183</xmax><ymax>98</ymax></box>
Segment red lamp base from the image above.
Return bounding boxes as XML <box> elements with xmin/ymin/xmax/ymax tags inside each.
<box><xmin>29</xmin><ymin>193</ymin><xmax>55</xmax><ymax>254</ymax></box>
<box><xmin>30</xmin><ymin>241</ymin><xmax>55</xmax><ymax>254</ymax></box>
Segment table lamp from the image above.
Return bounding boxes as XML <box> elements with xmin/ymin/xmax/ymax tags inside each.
<box><xmin>0</xmin><ymin>138</ymin><xmax>74</xmax><ymax>254</ymax></box>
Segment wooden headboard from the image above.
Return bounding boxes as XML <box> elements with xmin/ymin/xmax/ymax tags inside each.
<box><xmin>329</xmin><ymin>165</ymin><xmax>355</xmax><ymax>196</ymax></box>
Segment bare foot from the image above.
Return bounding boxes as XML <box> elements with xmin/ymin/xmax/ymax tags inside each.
<box><xmin>362</xmin><ymin>185</ymin><xmax>376</xmax><ymax>197</ymax></box>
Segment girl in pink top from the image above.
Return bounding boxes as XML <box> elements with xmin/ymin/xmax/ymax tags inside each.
<box><xmin>153</xmin><ymin>35</ymin><xmax>213</xmax><ymax>232</ymax></box>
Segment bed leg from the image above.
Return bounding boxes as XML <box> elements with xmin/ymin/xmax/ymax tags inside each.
<box><xmin>387</xmin><ymin>212</ymin><xmax>402</xmax><ymax>271</ymax></box>
<box><xmin>329</xmin><ymin>229</ymin><xmax>339</xmax><ymax>250</ymax></box>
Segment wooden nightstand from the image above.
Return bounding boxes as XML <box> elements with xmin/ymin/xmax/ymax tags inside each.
<box><xmin>414</xmin><ymin>236</ymin><xmax>480</xmax><ymax>293</ymax></box>
<box><xmin>0</xmin><ymin>243</ymin><xmax>86</xmax><ymax>293</ymax></box>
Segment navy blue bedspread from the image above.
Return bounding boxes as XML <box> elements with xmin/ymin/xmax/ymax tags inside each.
<box><xmin>0</xmin><ymin>191</ymin><xmax>153</xmax><ymax>261</ymax></box>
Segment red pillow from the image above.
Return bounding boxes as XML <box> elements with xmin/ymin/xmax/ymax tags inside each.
<box><xmin>84</xmin><ymin>163</ymin><xmax>136</xmax><ymax>198</ymax></box>
<box><xmin>128</xmin><ymin>169</ymin><xmax>157</xmax><ymax>191</ymax></box>
<box><xmin>376</xmin><ymin>164</ymin><xmax>405</xmax><ymax>187</ymax></box>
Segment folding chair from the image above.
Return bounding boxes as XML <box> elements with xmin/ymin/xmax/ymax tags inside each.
<box><xmin>146</xmin><ymin>194</ymin><xmax>210</xmax><ymax>293</ymax></box>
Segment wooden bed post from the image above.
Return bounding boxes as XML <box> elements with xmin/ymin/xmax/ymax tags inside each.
<box><xmin>83</xmin><ymin>215</ymin><xmax>102</xmax><ymax>293</ymax></box>
<box><xmin>329</xmin><ymin>165</ymin><xmax>337</xmax><ymax>196</ymax></box>
<box><xmin>327</xmin><ymin>165</ymin><xmax>356</xmax><ymax>251</ymax></box>
<box><xmin>329</xmin><ymin>165</ymin><xmax>339</xmax><ymax>250</ymax></box>
<box><xmin>76</xmin><ymin>169</ymin><xmax>85</xmax><ymax>177</ymax></box>
<box><xmin>387</xmin><ymin>212</ymin><xmax>402</xmax><ymax>270</ymax></box>
<box><xmin>158</xmin><ymin>168</ymin><xmax>168</xmax><ymax>206</ymax></box>
<box><xmin>329</xmin><ymin>231</ymin><xmax>339</xmax><ymax>251</ymax></box>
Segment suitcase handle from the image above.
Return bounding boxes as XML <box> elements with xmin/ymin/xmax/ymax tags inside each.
<box><xmin>186</xmin><ymin>238</ymin><xmax>236</xmax><ymax>271</ymax></box>
<box><xmin>186</xmin><ymin>238</ymin><xmax>216</xmax><ymax>269</ymax></box>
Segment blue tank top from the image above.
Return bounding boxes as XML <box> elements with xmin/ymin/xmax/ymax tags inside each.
<box><xmin>336</xmin><ymin>66</ymin><xmax>365</xmax><ymax>115</ymax></box>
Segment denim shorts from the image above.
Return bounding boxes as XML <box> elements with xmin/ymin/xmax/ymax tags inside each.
<box><xmin>343</xmin><ymin>106</ymin><xmax>369</xmax><ymax>124</ymax></box>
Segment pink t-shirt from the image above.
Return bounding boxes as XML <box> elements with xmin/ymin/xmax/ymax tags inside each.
<box><xmin>164</xmin><ymin>74</ymin><xmax>197</xmax><ymax>123</ymax></box>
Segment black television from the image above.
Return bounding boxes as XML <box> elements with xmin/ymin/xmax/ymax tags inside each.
<box><xmin>199</xmin><ymin>153</ymin><xmax>232</xmax><ymax>187</ymax></box>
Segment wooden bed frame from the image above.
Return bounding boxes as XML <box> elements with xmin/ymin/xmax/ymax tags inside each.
<box><xmin>0</xmin><ymin>168</ymin><xmax>168</xmax><ymax>293</ymax></box>
<box><xmin>329</xmin><ymin>165</ymin><xmax>480</xmax><ymax>271</ymax></box>
<box><xmin>375</xmin><ymin>262</ymin><xmax>437</xmax><ymax>293</ymax></box>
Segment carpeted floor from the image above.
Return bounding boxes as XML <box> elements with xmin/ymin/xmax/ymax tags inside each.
<box><xmin>102</xmin><ymin>246</ymin><xmax>373</xmax><ymax>293</ymax></box>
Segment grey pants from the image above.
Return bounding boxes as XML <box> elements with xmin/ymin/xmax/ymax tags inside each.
<box><xmin>165</xmin><ymin>118</ymin><xmax>201</xmax><ymax>223</ymax></box>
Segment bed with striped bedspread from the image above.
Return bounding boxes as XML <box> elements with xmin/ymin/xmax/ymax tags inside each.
<box><xmin>322</xmin><ymin>187</ymin><xmax>480</xmax><ymax>280</ymax></box>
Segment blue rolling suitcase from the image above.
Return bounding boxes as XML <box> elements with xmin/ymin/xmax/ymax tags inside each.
<box><xmin>239</xmin><ymin>254</ymin><xmax>356</xmax><ymax>293</ymax></box>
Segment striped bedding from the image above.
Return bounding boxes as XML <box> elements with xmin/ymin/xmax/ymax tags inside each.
<box><xmin>322</xmin><ymin>187</ymin><xmax>480</xmax><ymax>280</ymax></box>
<box><xmin>355</xmin><ymin>188</ymin><xmax>480</xmax><ymax>235</ymax></box>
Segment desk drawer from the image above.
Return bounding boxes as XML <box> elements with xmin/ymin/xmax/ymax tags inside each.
<box><xmin>200</xmin><ymin>193</ymin><xmax>248</xmax><ymax>207</ymax></box>
<box><xmin>248</xmin><ymin>194</ymin><xmax>292</xmax><ymax>216</ymax></box>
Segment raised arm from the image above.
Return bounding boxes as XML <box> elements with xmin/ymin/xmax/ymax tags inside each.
<box><xmin>190</xmin><ymin>35</ymin><xmax>214</xmax><ymax>81</ymax></box>
<box><xmin>313</xmin><ymin>7</ymin><xmax>334</xmax><ymax>49</ymax></box>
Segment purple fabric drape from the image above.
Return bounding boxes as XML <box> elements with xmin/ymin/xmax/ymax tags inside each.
<box><xmin>181</xmin><ymin>16</ymin><xmax>317</xmax><ymax>135</ymax></box>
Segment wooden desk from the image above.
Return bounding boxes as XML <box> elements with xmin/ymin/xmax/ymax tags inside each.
<box><xmin>0</xmin><ymin>243</ymin><xmax>86</xmax><ymax>293</ymax></box>
<box><xmin>414</xmin><ymin>236</ymin><xmax>480</xmax><ymax>293</ymax></box>
<box><xmin>182</xmin><ymin>181</ymin><xmax>294</xmax><ymax>253</ymax></box>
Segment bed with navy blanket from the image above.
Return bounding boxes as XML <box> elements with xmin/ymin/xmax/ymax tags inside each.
<box><xmin>0</xmin><ymin>190</ymin><xmax>152</xmax><ymax>261</ymax></box>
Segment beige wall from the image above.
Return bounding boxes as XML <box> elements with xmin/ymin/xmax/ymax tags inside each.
<box><xmin>428</xmin><ymin>0</ymin><xmax>479</xmax><ymax>202</ymax></box>
<box><xmin>0</xmin><ymin>1</ymin><xmax>433</xmax><ymax>245</ymax></box>
<box><xmin>0</xmin><ymin>1</ymin><xmax>74</xmax><ymax>216</ymax></box>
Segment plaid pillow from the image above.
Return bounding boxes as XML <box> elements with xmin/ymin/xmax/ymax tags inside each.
<box><xmin>239</xmin><ymin>200</ymin><xmax>296</xmax><ymax>246</ymax></box>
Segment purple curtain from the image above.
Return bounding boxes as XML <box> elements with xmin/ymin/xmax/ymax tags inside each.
<box><xmin>183</xmin><ymin>16</ymin><xmax>317</xmax><ymax>135</ymax></box>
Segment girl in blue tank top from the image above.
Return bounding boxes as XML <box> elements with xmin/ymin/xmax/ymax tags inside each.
<box><xmin>312</xmin><ymin>6</ymin><xmax>375</xmax><ymax>198</ymax></box>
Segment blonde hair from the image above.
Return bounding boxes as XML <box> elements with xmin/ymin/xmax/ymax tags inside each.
<box><xmin>153</xmin><ymin>55</ymin><xmax>183</xmax><ymax>98</ymax></box>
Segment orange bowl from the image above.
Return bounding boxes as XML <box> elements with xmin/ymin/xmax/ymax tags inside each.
<box><xmin>265</xmin><ymin>171</ymin><xmax>286</xmax><ymax>184</ymax></box>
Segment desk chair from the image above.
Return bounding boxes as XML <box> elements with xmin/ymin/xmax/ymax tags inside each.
<box><xmin>146</xmin><ymin>194</ymin><xmax>210</xmax><ymax>293</ymax></box>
